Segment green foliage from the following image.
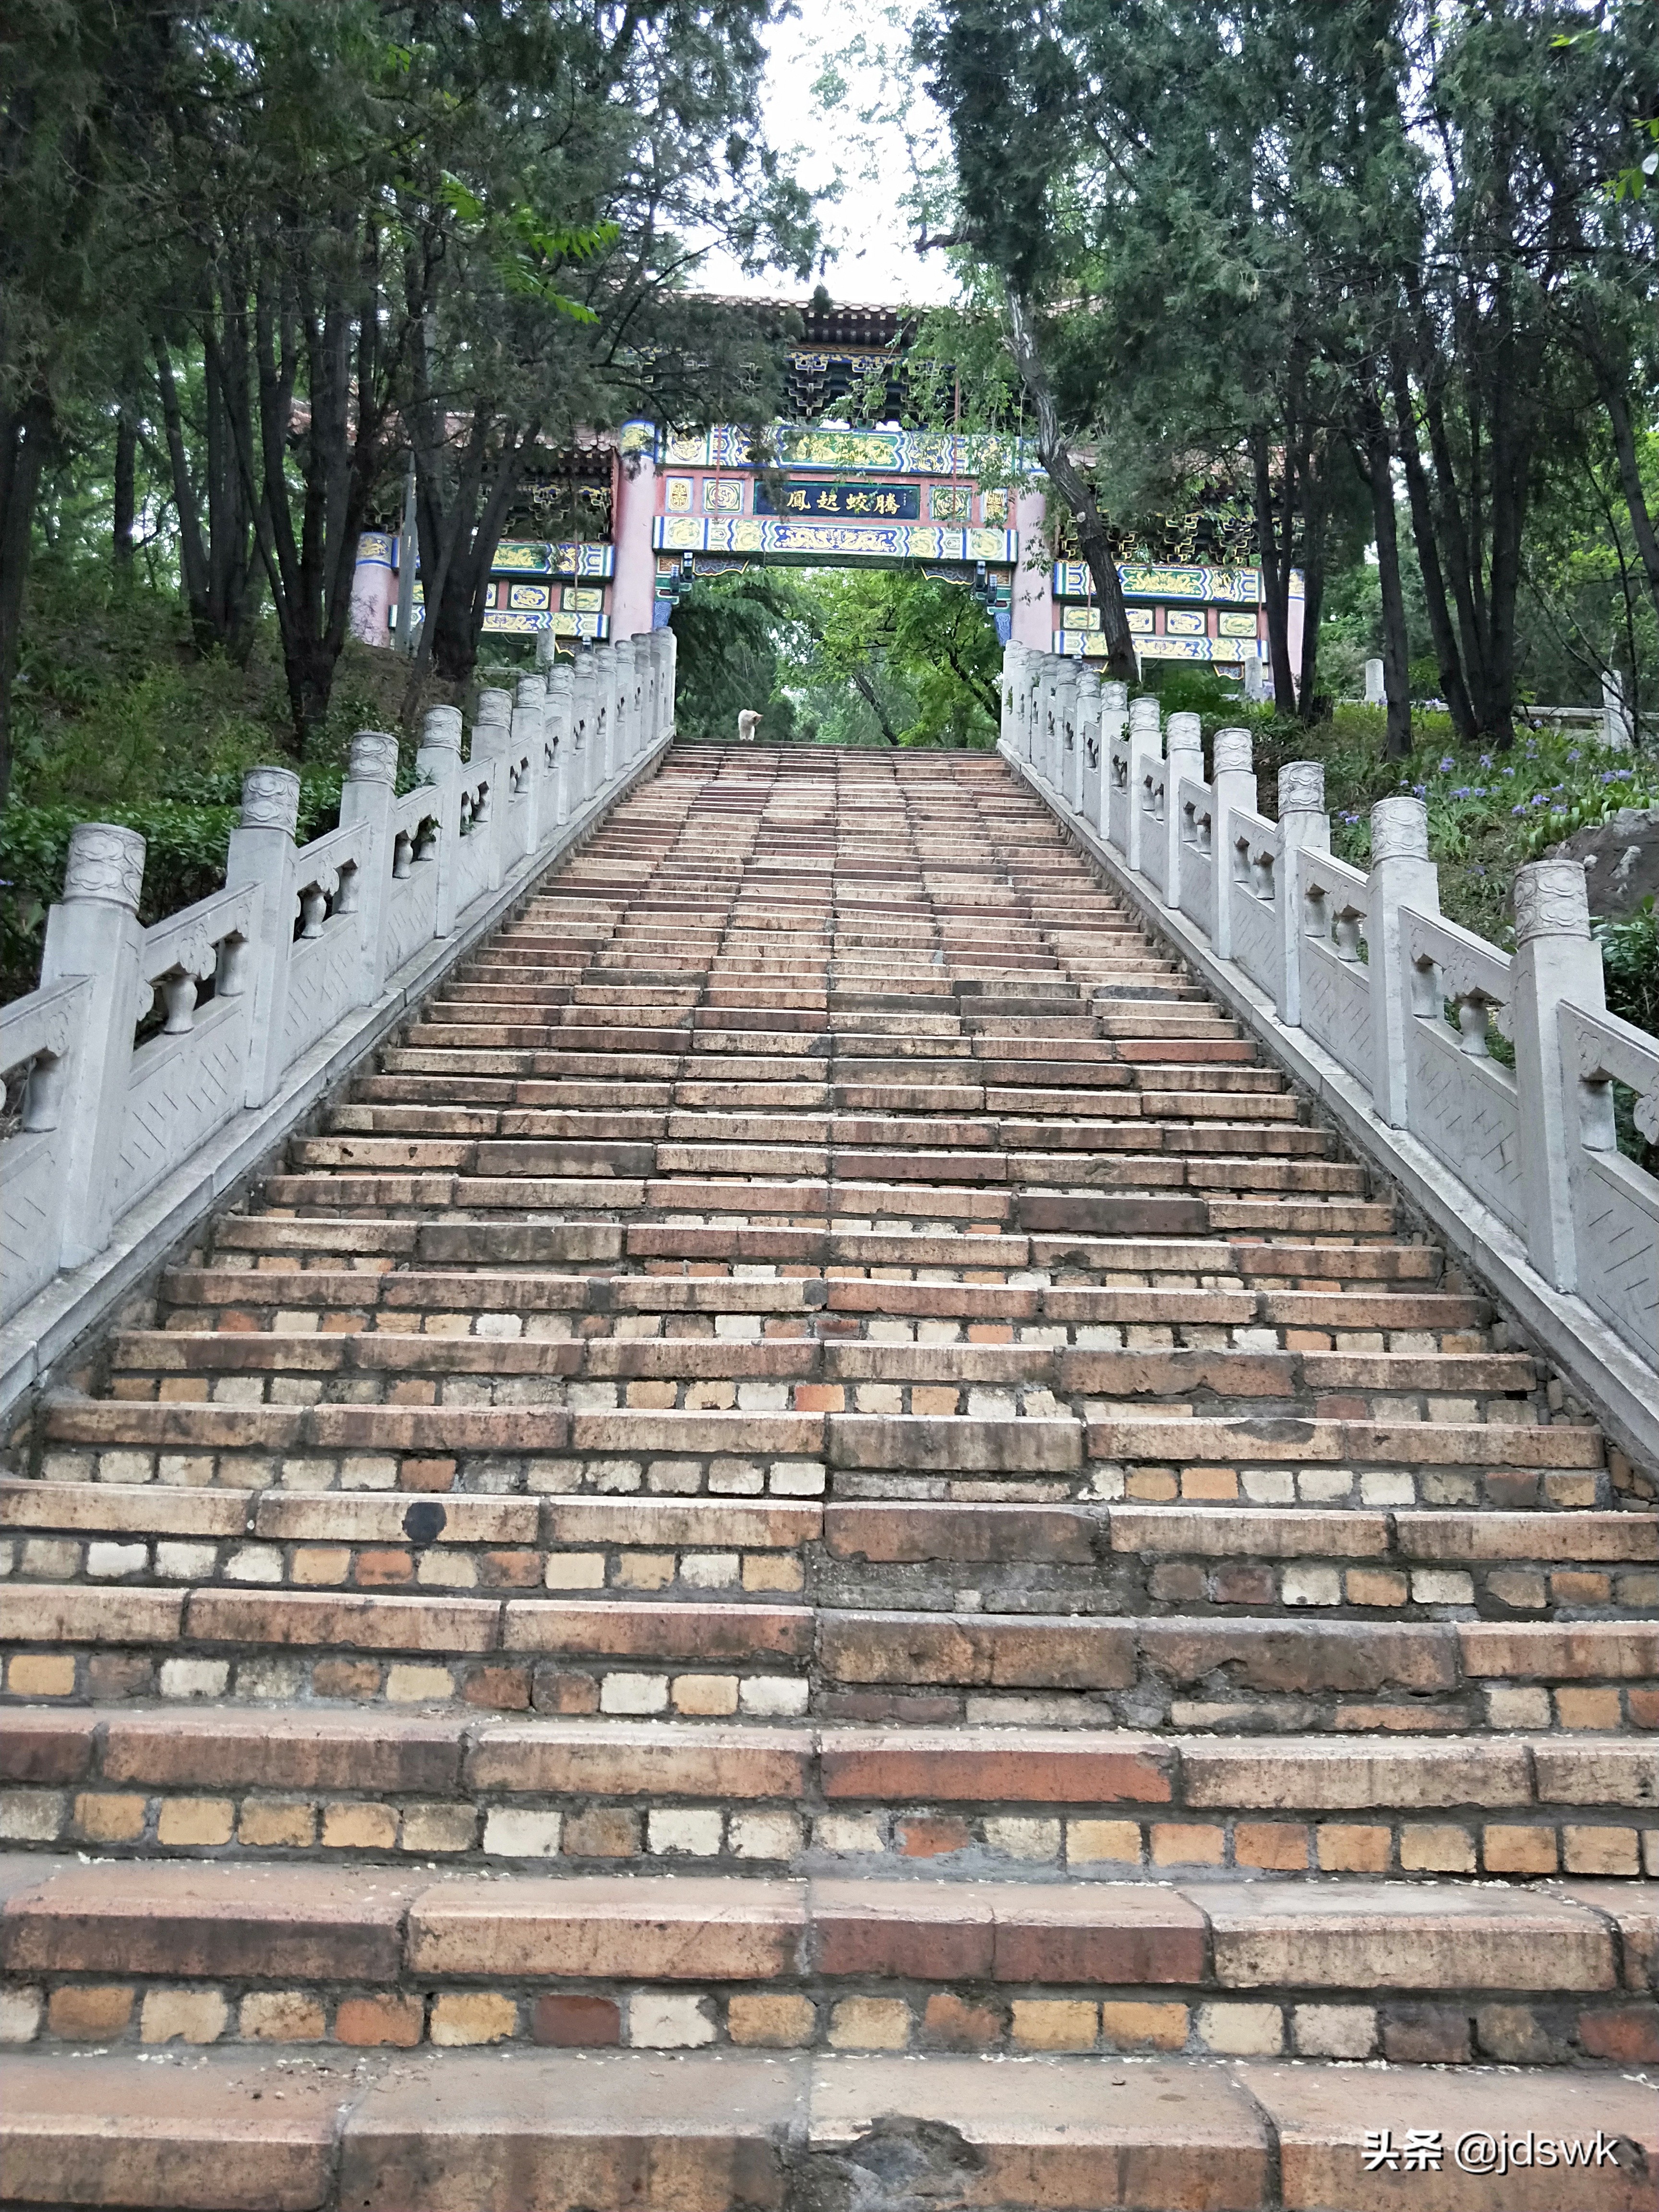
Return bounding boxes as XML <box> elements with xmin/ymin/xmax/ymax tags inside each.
<box><xmin>1599</xmin><ymin>898</ymin><xmax>1659</xmax><ymax>1040</ymax></box>
<box><xmin>790</xmin><ymin>571</ymin><xmax>1002</xmax><ymax>749</ymax></box>
<box><xmin>0</xmin><ymin>555</ymin><xmax>441</xmax><ymax>999</ymax></box>
<box><xmin>669</xmin><ymin>573</ymin><xmax>811</xmax><ymax>745</ymax></box>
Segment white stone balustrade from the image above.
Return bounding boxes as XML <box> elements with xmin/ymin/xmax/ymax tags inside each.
<box><xmin>0</xmin><ymin>636</ymin><xmax>676</xmax><ymax>1391</ymax></box>
<box><xmin>999</xmin><ymin>642</ymin><xmax>1659</xmax><ymax>1427</ymax></box>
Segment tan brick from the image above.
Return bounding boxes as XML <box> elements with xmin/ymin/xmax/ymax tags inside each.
<box><xmin>727</xmin><ymin>1994</ymin><xmax>816</xmax><ymax>2047</ymax></box>
<box><xmin>1400</xmin><ymin>1824</ymin><xmax>1476</xmax><ymax>1873</ymax></box>
<box><xmin>73</xmin><ymin>1792</ymin><xmax>148</xmax><ymax>1843</ymax></box>
<box><xmin>1099</xmin><ymin>2001</ymin><xmax>1188</xmax><ymax>2052</ymax></box>
<box><xmin>430</xmin><ymin>1992</ymin><xmax>517</xmax><ymax>2046</ymax></box>
<box><xmin>321</xmin><ymin>1802</ymin><xmax>398</xmax><ymax>1851</ymax></box>
<box><xmin>1483</xmin><ymin>1824</ymin><xmax>1558</xmax><ymax>1875</ymax></box>
<box><xmin>1563</xmin><ymin>1825</ymin><xmax>1641</xmax><ymax>1875</ymax></box>
<box><xmin>1010</xmin><ymin>2000</ymin><xmax>1097</xmax><ymax>2052</ymax></box>
<box><xmin>7</xmin><ymin>1656</ymin><xmax>76</xmax><ymax>1697</ymax></box>
<box><xmin>1150</xmin><ymin>1823</ymin><xmax>1224</xmax><ymax>1865</ymax></box>
<box><xmin>157</xmin><ymin>1798</ymin><xmax>235</xmax><ymax>1847</ymax></box>
<box><xmin>1068</xmin><ymin>1820</ymin><xmax>1142</xmax><ymax>1865</ymax></box>
<box><xmin>671</xmin><ymin>1673</ymin><xmax>740</xmax><ymax>1716</ymax></box>
<box><xmin>240</xmin><ymin>1990</ymin><xmax>326</xmax><ymax>2042</ymax></box>
<box><xmin>385</xmin><ymin>1664</ymin><xmax>455</xmax><ymax>1703</ymax></box>
<box><xmin>140</xmin><ymin>1988</ymin><xmax>228</xmax><ymax>2044</ymax></box>
<box><xmin>1197</xmin><ymin>2002</ymin><xmax>1283</xmax><ymax>2055</ymax></box>
<box><xmin>615</xmin><ymin>1552</ymin><xmax>676</xmax><ymax>1590</ymax></box>
<box><xmin>293</xmin><ymin>1548</ymin><xmax>352</xmax><ymax>1586</ymax></box>
<box><xmin>239</xmin><ymin>1798</ymin><xmax>316</xmax><ymax>1849</ymax></box>
<box><xmin>48</xmin><ymin>1984</ymin><xmax>134</xmax><ymax>2040</ymax></box>
<box><xmin>922</xmin><ymin>1992</ymin><xmax>1000</xmax><ymax>2048</ymax></box>
<box><xmin>1316</xmin><ymin>1824</ymin><xmax>1393</xmax><ymax>1873</ymax></box>
<box><xmin>400</xmin><ymin>1803</ymin><xmax>477</xmax><ymax>1854</ymax></box>
<box><xmin>562</xmin><ymin>1806</ymin><xmax>640</xmax><ymax>1858</ymax></box>
<box><xmin>1235</xmin><ymin>1823</ymin><xmax>1309</xmax><ymax>1871</ymax></box>
<box><xmin>336</xmin><ymin>1994</ymin><xmax>423</xmax><ymax>2047</ymax></box>
<box><xmin>828</xmin><ymin>1997</ymin><xmax>910</xmax><ymax>2050</ymax></box>
<box><xmin>1346</xmin><ymin>1569</ymin><xmax>1408</xmax><ymax>1607</ymax></box>
<box><xmin>1556</xmin><ymin>1688</ymin><xmax>1623</xmax><ymax>1730</ymax></box>
<box><xmin>742</xmin><ymin>1554</ymin><xmax>804</xmax><ymax>1592</ymax></box>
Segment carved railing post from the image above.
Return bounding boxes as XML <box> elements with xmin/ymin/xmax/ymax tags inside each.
<box><xmin>1164</xmin><ymin>712</ymin><xmax>1204</xmax><ymax>911</ymax></box>
<box><xmin>1125</xmin><ymin>697</ymin><xmax>1162</xmax><ymax>874</ymax></box>
<box><xmin>570</xmin><ymin>655</ymin><xmax>596</xmax><ymax>806</ymax></box>
<box><xmin>338</xmin><ymin>732</ymin><xmax>399</xmax><ymax>1000</ymax></box>
<box><xmin>1076</xmin><ymin>667</ymin><xmax>1103</xmax><ymax>833</ymax></box>
<box><xmin>1368</xmin><ymin>796</ymin><xmax>1440</xmax><ymax>1127</ymax></box>
<box><xmin>547</xmin><ymin>665</ymin><xmax>574</xmax><ymax>826</ymax></box>
<box><xmin>224</xmin><ymin>770</ymin><xmax>301</xmax><ymax>1108</ymax></box>
<box><xmin>514</xmin><ymin>675</ymin><xmax>547</xmax><ymax>855</ymax></box>
<box><xmin>1210</xmin><ymin>727</ymin><xmax>1257</xmax><ymax>959</ymax></box>
<box><xmin>472</xmin><ymin>687</ymin><xmax>512</xmax><ymax>895</ymax></box>
<box><xmin>590</xmin><ymin>643</ymin><xmax>614</xmax><ymax>788</ymax></box>
<box><xmin>1276</xmin><ymin>762</ymin><xmax>1329</xmax><ymax>1026</ymax></box>
<box><xmin>415</xmin><ymin>705</ymin><xmax>463</xmax><ymax>937</ymax></box>
<box><xmin>1055</xmin><ymin>658</ymin><xmax>1081</xmax><ymax>811</ymax></box>
<box><xmin>39</xmin><ymin>824</ymin><xmax>147</xmax><ymax>1265</ymax></box>
<box><xmin>1512</xmin><ymin>860</ymin><xmax>1606</xmax><ymax>1289</ymax></box>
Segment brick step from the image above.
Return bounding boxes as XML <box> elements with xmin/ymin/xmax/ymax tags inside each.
<box><xmin>1</xmin><ymin>1861</ymin><xmax>1652</xmax><ymax>2066</ymax></box>
<box><xmin>7</xmin><ymin>1710</ymin><xmax>1654</xmax><ymax>1881</ymax></box>
<box><xmin>3</xmin><ymin>2046</ymin><xmax>1653</xmax><ymax>2210</ymax></box>
<box><xmin>6</xmin><ymin>1589</ymin><xmax>1651</xmax><ymax>1725</ymax></box>
<box><xmin>355</xmin><ymin>1073</ymin><xmax>1312</xmax><ymax>1122</ymax></box>
<box><xmin>263</xmin><ymin>1166</ymin><xmax>1393</xmax><ymax>1239</ymax></box>
<box><xmin>106</xmin><ymin>1334</ymin><xmax>1539</xmax><ymax>1414</ymax></box>
<box><xmin>41</xmin><ymin>1404</ymin><xmax>1602</xmax><ymax>1503</ymax></box>
<box><xmin>307</xmin><ymin>1128</ymin><xmax>1366</xmax><ymax>1194</ymax></box>
<box><xmin>149</xmin><ymin>1267</ymin><xmax>1496</xmax><ymax>1353</ymax></box>
<box><xmin>8</xmin><ymin>1484</ymin><xmax>1653</xmax><ymax>1623</ymax></box>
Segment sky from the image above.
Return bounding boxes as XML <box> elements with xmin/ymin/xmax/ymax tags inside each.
<box><xmin>698</xmin><ymin>0</ymin><xmax>961</xmax><ymax>308</ymax></box>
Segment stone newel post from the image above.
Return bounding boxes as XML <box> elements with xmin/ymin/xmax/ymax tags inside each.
<box><xmin>415</xmin><ymin>705</ymin><xmax>464</xmax><ymax>938</ymax></box>
<box><xmin>1163</xmin><ymin>712</ymin><xmax>1204</xmax><ymax>911</ymax></box>
<box><xmin>570</xmin><ymin>656</ymin><xmax>597</xmax><ymax>807</ymax></box>
<box><xmin>546</xmin><ymin>667</ymin><xmax>574</xmax><ymax>827</ymax></box>
<box><xmin>1125</xmin><ymin>697</ymin><xmax>1162</xmax><ymax>874</ymax></box>
<box><xmin>1075</xmin><ymin>668</ymin><xmax>1103</xmax><ymax>833</ymax></box>
<box><xmin>1276</xmin><ymin>762</ymin><xmax>1330</xmax><ymax>1027</ymax></box>
<box><xmin>40</xmin><ymin>824</ymin><xmax>148</xmax><ymax>1264</ymax></box>
<box><xmin>1210</xmin><ymin>727</ymin><xmax>1257</xmax><ymax>958</ymax></box>
<box><xmin>1055</xmin><ymin>658</ymin><xmax>1081</xmax><ymax>810</ymax></box>
<box><xmin>223</xmin><ymin>769</ymin><xmax>301</xmax><ymax>1108</ymax></box>
<box><xmin>514</xmin><ymin>676</ymin><xmax>548</xmax><ymax>854</ymax></box>
<box><xmin>1512</xmin><ymin>859</ymin><xmax>1606</xmax><ymax>1290</ymax></box>
<box><xmin>1367</xmin><ymin>796</ymin><xmax>1440</xmax><ymax>1127</ymax></box>
<box><xmin>340</xmin><ymin>732</ymin><xmax>400</xmax><ymax>999</ymax></box>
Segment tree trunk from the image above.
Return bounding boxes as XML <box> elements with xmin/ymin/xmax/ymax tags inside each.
<box><xmin>1390</xmin><ymin>351</ymin><xmax>1477</xmax><ymax>745</ymax></box>
<box><xmin>0</xmin><ymin>389</ymin><xmax>52</xmax><ymax>807</ymax></box>
<box><xmin>113</xmin><ymin>405</ymin><xmax>136</xmax><ymax>571</ymax></box>
<box><xmin>1294</xmin><ymin>434</ymin><xmax>1328</xmax><ymax>723</ymax></box>
<box><xmin>1601</xmin><ymin>380</ymin><xmax>1659</xmax><ymax>630</ymax></box>
<box><xmin>1005</xmin><ymin>289</ymin><xmax>1137</xmax><ymax>683</ymax></box>
<box><xmin>1358</xmin><ymin>381</ymin><xmax>1412</xmax><ymax>760</ymax></box>
<box><xmin>1252</xmin><ymin>428</ymin><xmax>1298</xmax><ymax>709</ymax></box>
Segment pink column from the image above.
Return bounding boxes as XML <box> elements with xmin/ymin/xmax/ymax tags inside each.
<box><xmin>349</xmin><ymin>532</ymin><xmax>396</xmax><ymax>648</ymax></box>
<box><xmin>1010</xmin><ymin>490</ymin><xmax>1054</xmax><ymax>651</ymax></box>
<box><xmin>609</xmin><ymin>423</ymin><xmax>659</xmax><ymax>641</ymax></box>
<box><xmin>1285</xmin><ymin>569</ymin><xmax>1306</xmax><ymax>695</ymax></box>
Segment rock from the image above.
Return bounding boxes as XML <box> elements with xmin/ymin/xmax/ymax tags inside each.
<box><xmin>1549</xmin><ymin>808</ymin><xmax>1659</xmax><ymax>918</ymax></box>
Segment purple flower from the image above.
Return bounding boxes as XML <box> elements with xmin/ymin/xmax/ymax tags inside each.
<box><xmin>1413</xmin><ymin>783</ymin><xmax>1428</xmax><ymax>797</ymax></box>
<box><xmin>1439</xmin><ymin>756</ymin><xmax>1455</xmax><ymax>771</ymax></box>
<box><xmin>1479</xmin><ymin>754</ymin><xmax>1493</xmax><ymax>769</ymax></box>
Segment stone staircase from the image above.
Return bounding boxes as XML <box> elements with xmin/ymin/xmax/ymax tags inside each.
<box><xmin>1</xmin><ymin>741</ymin><xmax>1653</xmax><ymax>2210</ymax></box>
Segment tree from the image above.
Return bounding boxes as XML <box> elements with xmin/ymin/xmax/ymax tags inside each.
<box><xmin>0</xmin><ymin>2</ymin><xmax>183</xmax><ymax>804</ymax></box>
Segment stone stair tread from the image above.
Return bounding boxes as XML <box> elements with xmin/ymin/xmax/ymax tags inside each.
<box><xmin>4</xmin><ymin>2046</ymin><xmax>1651</xmax><ymax>2212</ymax></box>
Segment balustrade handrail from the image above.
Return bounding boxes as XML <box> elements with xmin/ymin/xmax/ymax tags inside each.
<box><xmin>0</xmin><ymin>630</ymin><xmax>677</xmax><ymax>1368</ymax></box>
<box><xmin>997</xmin><ymin>637</ymin><xmax>1659</xmax><ymax>1423</ymax></box>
